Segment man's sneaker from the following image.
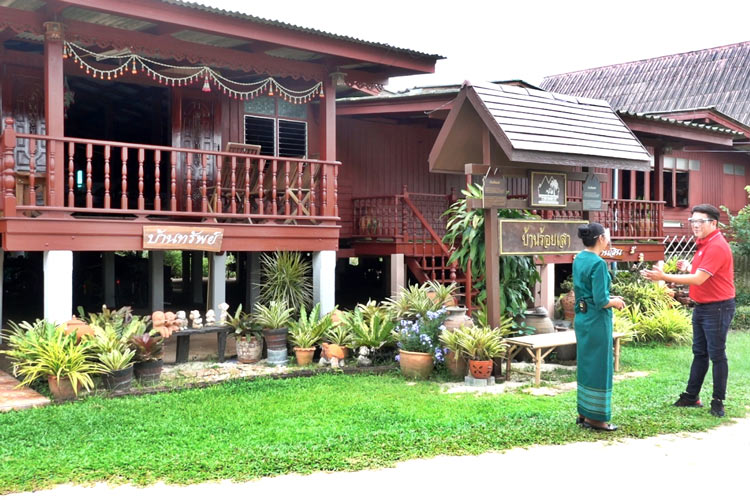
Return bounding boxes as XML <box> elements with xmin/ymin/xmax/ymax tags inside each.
<box><xmin>710</xmin><ymin>398</ymin><xmax>725</xmax><ymax>417</ymax></box>
<box><xmin>674</xmin><ymin>392</ymin><xmax>703</xmax><ymax>407</ymax></box>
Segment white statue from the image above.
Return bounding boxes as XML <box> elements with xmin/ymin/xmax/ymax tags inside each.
<box><xmin>176</xmin><ymin>310</ymin><xmax>188</xmax><ymax>330</ymax></box>
<box><xmin>205</xmin><ymin>309</ymin><xmax>216</xmax><ymax>326</ymax></box>
<box><xmin>189</xmin><ymin>310</ymin><xmax>203</xmax><ymax>329</ymax></box>
<box><xmin>218</xmin><ymin>302</ymin><xmax>230</xmax><ymax>324</ymax></box>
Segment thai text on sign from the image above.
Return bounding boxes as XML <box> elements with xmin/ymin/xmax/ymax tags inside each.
<box><xmin>143</xmin><ymin>226</ymin><xmax>224</xmax><ymax>251</ymax></box>
<box><xmin>498</xmin><ymin>220</ymin><xmax>586</xmax><ymax>255</ymax></box>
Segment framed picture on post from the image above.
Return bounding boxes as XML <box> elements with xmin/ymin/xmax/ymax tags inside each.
<box><xmin>529</xmin><ymin>171</ymin><xmax>567</xmax><ymax>208</ymax></box>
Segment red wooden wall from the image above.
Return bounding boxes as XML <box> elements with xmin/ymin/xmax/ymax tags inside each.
<box><xmin>336</xmin><ymin>116</ymin><xmax>464</xmax><ymax>238</ymax></box>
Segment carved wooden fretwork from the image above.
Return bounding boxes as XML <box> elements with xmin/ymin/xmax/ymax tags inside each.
<box><xmin>181</xmin><ymin>98</ymin><xmax>216</xmax><ymax>209</ymax></box>
<box><xmin>12</xmin><ymin>76</ymin><xmax>46</xmax><ymax>173</ymax></box>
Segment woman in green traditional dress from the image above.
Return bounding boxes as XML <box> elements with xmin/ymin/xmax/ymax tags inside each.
<box><xmin>573</xmin><ymin>223</ymin><xmax>625</xmax><ymax>431</ymax></box>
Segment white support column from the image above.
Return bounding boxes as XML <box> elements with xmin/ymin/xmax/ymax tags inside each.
<box><xmin>148</xmin><ymin>251</ymin><xmax>164</xmax><ymax>312</ymax></box>
<box><xmin>389</xmin><ymin>253</ymin><xmax>405</xmax><ymax>299</ymax></box>
<box><xmin>207</xmin><ymin>252</ymin><xmax>226</xmax><ymax>313</ymax></box>
<box><xmin>313</xmin><ymin>250</ymin><xmax>336</xmax><ymax>314</ymax></box>
<box><xmin>191</xmin><ymin>251</ymin><xmax>203</xmax><ymax>305</ymax></box>
<box><xmin>538</xmin><ymin>263</ymin><xmax>556</xmax><ymax>315</ymax></box>
<box><xmin>103</xmin><ymin>252</ymin><xmax>115</xmax><ymax>308</ymax></box>
<box><xmin>245</xmin><ymin>252</ymin><xmax>261</xmax><ymax>312</ymax></box>
<box><xmin>44</xmin><ymin>250</ymin><xmax>72</xmax><ymax>323</ymax></box>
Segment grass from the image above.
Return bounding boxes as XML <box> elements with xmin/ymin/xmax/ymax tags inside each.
<box><xmin>2</xmin><ymin>331</ymin><xmax>750</xmax><ymax>493</ymax></box>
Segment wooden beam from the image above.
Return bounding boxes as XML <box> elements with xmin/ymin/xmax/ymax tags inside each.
<box><xmin>337</xmin><ymin>98</ymin><xmax>451</xmax><ymax>116</ymax></box>
<box><xmin>56</xmin><ymin>0</ymin><xmax>438</xmax><ymax>74</ymax></box>
<box><xmin>623</xmin><ymin>117</ymin><xmax>736</xmax><ymax>146</ymax></box>
<box><xmin>463</xmin><ymin>163</ymin><xmax>607</xmax><ymax>182</ymax></box>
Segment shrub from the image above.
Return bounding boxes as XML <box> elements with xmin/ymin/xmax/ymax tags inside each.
<box><xmin>735</xmin><ymin>286</ymin><xmax>750</xmax><ymax>307</ymax></box>
<box><xmin>732</xmin><ymin>305</ymin><xmax>750</xmax><ymax>330</ymax></box>
<box><xmin>632</xmin><ymin>307</ymin><xmax>692</xmax><ymax>344</ymax></box>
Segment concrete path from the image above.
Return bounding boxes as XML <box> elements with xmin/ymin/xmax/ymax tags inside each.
<box><xmin>5</xmin><ymin>416</ymin><xmax>748</xmax><ymax>499</ymax></box>
<box><xmin>0</xmin><ymin>370</ymin><xmax>49</xmax><ymax>412</ymax></box>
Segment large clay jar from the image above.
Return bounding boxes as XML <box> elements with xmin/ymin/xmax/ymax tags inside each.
<box><xmin>399</xmin><ymin>350</ymin><xmax>433</xmax><ymax>379</ymax></box>
<box><xmin>525</xmin><ymin>307</ymin><xmax>555</xmax><ymax>334</ymax></box>
<box><xmin>294</xmin><ymin>347</ymin><xmax>316</xmax><ymax>366</ymax></box>
<box><xmin>468</xmin><ymin>359</ymin><xmax>493</xmax><ymax>379</ymax></box>
<box><xmin>445</xmin><ymin>349</ymin><xmax>467</xmax><ymax>378</ymax></box>
<box><xmin>443</xmin><ymin>306</ymin><xmax>474</xmax><ymax>331</ymax></box>
<box><xmin>236</xmin><ymin>336</ymin><xmax>263</xmax><ymax>364</ymax></box>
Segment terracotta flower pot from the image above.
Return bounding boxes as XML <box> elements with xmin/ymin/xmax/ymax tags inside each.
<box><xmin>294</xmin><ymin>347</ymin><xmax>316</xmax><ymax>366</ymax></box>
<box><xmin>327</xmin><ymin>344</ymin><xmax>349</xmax><ymax>360</ymax></box>
<box><xmin>399</xmin><ymin>350</ymin><xmax>433</xmax><ymax>380</ymax></box>
<box><xmin>47</xmin><ymin>375</ymin><xmax>82</xmax><ymax>401</ymax></box>
<box><xmin>445</xmin><ymin>349</ymin><xmax>467</xmax><ymax>378</ymax></box>
<box><xmin>468</xmin><ymin>359</ymin><xmax>493</xmax><ymax>379</ymax></box>
<box><xmin>236</xmin><ymin>336</ymin><xmax>263</xmax><ymax>364</ymax></box>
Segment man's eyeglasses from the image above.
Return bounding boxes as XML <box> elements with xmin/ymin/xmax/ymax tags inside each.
<box><xmin>687</xmin><ymin>218</ymin><xmax>714</xmax><ymax>226</ymax></box>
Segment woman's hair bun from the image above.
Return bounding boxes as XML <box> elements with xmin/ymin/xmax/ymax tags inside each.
<box><xmin>577</xmin><ymin>225</ymin><xmax>591</xmax><ymax>238</ymax></box>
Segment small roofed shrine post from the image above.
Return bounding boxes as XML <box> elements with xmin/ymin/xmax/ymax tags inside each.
<box><xmin>43</xmin><ymin>21</ymin><xmax>64</xmax><ymax>206</ymax></box>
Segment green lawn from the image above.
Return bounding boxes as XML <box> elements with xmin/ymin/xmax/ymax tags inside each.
<box><xmin>2</xmin><ymin>331</ymin><xmax>749</xmax><ymax>493</ymax></box>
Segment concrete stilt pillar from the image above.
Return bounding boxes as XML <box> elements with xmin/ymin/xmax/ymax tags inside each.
<box><xmin>103</xmin><ymin>252</ymin><xmax>115</xmax><ymax>308</ymax></box>
<box><xmin>207</xmin><ymin>252</ymin><xmax>226</xmax><ymax>313</ymax></box>
<box><xmin>148</xmin><ymin>251</ymin><xmax>164</xmax><ymax>312</ymax></box>
<box><xmin>191</xmin><ymin>251</ymin><xmax>203</xmax><ymax>306</ymax></box>
<box><xmin>538</xmin><ymin>263</ymin><xmax>556</xmax><ymax>315</ymax></box>
<box><xmin>313</xmin><ymin>250</ymin><xmax>336</xmax><ymax>314</ymax></box>
<box><xmin>44</xmin><ymin>250</ymin><xmax>73</xmax><ymax>323</ymax></box>
<box><xmin>245</xmin><ymin>252</ymin><xmax>261</xmax><ymax>312</ymax></box>
<box><xmin>389</xmin><ymin>253</ymin><xmax>406</xmax><ymax>298</ymax></box>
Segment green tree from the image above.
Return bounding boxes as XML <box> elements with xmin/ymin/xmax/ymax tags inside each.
<box><xmin>722</xmin><ymin>185</ymin><xmax>750</xmax><ymax>257</ymax></box>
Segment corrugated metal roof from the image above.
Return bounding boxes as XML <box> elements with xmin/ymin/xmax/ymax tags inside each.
<box><xmin>540</xmin><ymin>41</ymin><xmax>750</xmax><ymax>127</ymax></box>
<box><xmin>617</xmin><ymin>110</ymin><xmax>743</xmax><ymax>136</ymax></box>
<box><xmin>161</xmin><ymin>0</ymin><xmax>443</xmax><ymax>60</ymax></box>
<box><xmin>472</xmin><ymin>82</ymin><xmax>652</xmax><ymax>163</ymax></box>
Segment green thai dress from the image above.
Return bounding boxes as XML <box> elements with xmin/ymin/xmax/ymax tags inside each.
<box><xmin>572</xmin><ymin>250</ymin><xmax>613</xmax><ymax>422</ymax></box>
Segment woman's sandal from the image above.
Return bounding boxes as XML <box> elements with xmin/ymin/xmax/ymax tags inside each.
<box><xmin>582</xmin><ymin>421</ymin><xmax>618</xmax><ymax>432</ymax></box>
<box><xmin>576</xmin><ymin>415</ymin><xmax>585</xmax><ymax>425</ymax></box>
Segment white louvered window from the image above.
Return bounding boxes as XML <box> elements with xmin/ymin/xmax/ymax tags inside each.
<box><xmin>244</xmin><ymin>115</ymin><xmax>308</xmax><ymax>158</ymax></box>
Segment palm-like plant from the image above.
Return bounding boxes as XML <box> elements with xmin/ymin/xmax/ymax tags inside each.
<box><xmin>1</xmin><ymin>319</ymin><xmax>102</xmax><ymax>395</ymax></box>
<box><xmin>259</xmin><ymin>252</ymin><xmax>313</xmax><ymax>311</ymax></box>
<box><xmin>425</xmin><ymin>280</ymin><xmax>458</xmax><ymax>306</ymax></box>
<box><xmin>348</xmin><ymin>308</ymin><xmax>396</xmax><ymax>350</ymax></box>
<box><xmin>325</xmin><ymin>324</ymin><xmax>353</xmax><ymax>348</ymax></box>
<box><xmin>289</xmin><ymin>303</ymin><xmax>332</xmax><ymax>348</ymax></box>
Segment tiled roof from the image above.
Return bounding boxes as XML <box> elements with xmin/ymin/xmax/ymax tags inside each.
<box><xmin>540</xmin><ymin>41</ymin><xmax>750</xmax><ymax>127</ymax></box>
<box><xmin>163</xmin><ymin>0</ymin><xmax>443</xmax><ymax>60</ymax></box>
<box><xmin>617</xmin><ymin>110</ymin><xmax>743</xmax><ymax>136</ymax></box>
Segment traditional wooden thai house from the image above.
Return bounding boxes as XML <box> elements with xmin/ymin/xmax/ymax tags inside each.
<box><xmin>0</xmin><ymin>0</ymin><xmax>442</xmax><ymax>323</ymax></box>
<box><xmin>540</xmin><ymin>41</ymin><xmax>750</xmax><ymax>237</ymax></box>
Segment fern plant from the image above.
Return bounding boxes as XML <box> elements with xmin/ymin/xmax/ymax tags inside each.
<box><xmin>348</xmin><ymin>308</ymin><xmax>396</xmax><ymax>350</ymax></box>
<box><xmin>289</xmin><ymin>303</ymin><xmax>332</xmax><ymax>348</ymax></box>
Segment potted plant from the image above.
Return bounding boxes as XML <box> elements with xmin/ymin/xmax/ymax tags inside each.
<box><xmin>259</xmin><ymin>252</ymin><xmax>313</xmax><ymax>312</ymax></box>
<box><xmin>253</xmin><ymin>300</ymin><xmax>293</xmax><ymax>366</ymax></box>
<box><xmin>1</xmin><ymin>319</ymin><xmax>101</xmax><ymax>400</ymax></box>
<box><xmin>456</xmin><ymin>324</ymin><xmax>508</xmax><ymax>380</ymax></box>
<box><xmin>323</xmin><ymin>323</ymin><xmax>353</xmax><ymax>362</ymax></box>
<box><xmin>225</xmin><ymin>304</ymin><xmax>263</xmax><ymax>364</ymax></box>
<box><xmin>90</xmin><ymin>324</ymin><xmax>136</xmax><ymax>391</ymax></box>
<box><xmin>289</xmin><ymin>303</ymin><xmax>332</xmax><ymax>366</ymax></box>
<box><xmin>348</xmin><ymin>306</ymin><xmax>396</xmax><ymax>365</ymax></box>
<box><xmin>130</xmin><ymin>332</ymin><xmax>164</xmax><ymax>385</ymax></box>
<box><xmin>438</xmin><ymin>327</ymin><xmax>467</xmax><ymax>378</ymax></box>
<box><xmin>425</xmin><ymin>280</ymin><xmax>458</xmax><ymax>307</ymax></box>
<box><xmin>384</xmin><ymin>283</ymin><xmax>436</xmax><ymax>320</ymax></box>
<box><xmin>394</xmin><ymin>308</ymin><xmax>447</xmax><ymax>379</ymax></box>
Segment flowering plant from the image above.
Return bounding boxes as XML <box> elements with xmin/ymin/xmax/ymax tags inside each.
<box><xmin>395</xmin><ymin>307</ymin><xmax>447</xmax><ymax>361</ymax></box>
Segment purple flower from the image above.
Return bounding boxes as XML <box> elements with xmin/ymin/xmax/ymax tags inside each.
<box><xmin>395</xmin><ymin>354</ymin><xmax>400</xmax><ymax>362</ymax></box>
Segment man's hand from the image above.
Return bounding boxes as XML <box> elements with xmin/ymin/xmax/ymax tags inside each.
<box><xmin>641</xmin><ymin>265</ymin><xmax>665</xmax><ymax>282</ymax></box>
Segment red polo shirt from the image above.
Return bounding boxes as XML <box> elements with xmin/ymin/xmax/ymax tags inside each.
<box><xmin>690</xmin><ymin>229</ymin><xmax>735</xmax><ymax>304</ymax></box>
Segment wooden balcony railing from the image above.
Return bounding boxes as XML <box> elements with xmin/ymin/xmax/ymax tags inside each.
<box><xmin>1</xmin><ymin>118</ymin><xmax>339</xmax><ymax>225</ymax></box>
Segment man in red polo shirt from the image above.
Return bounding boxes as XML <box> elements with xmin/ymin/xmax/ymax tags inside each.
<box><xmin>642</xmin><ymin>204</ymin><xmax>735</xmax><ymax>417</ymax></box>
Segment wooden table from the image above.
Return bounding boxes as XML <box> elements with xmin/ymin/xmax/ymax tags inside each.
<box><xmin>171</xmin><ymin>325</ymin><xmax>233</xmax><ymax>363</ymax></box>
<box><xmin>504</xmin><ymin>330</ymin><xmax>626</xmax><ymax>386</ymax></box>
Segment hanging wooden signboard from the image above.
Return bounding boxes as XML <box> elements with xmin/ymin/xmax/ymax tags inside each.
<box><xmin>143</xmin><ymin>226</ymin><xmax>224</xmax><ymax>252</ymax></box>
<box><xmin>482</xmin><ymin>175</ymin><xmax>507</xmax><ymax>208</ymax></box>
<box><xmin>498</xmin><ymin>220</ymin><xmax>586</xmax><ymax>255</ymax></box>
<box><xmin>529</xmin><ymin>171</ymin><xmax>567</xmax><ymax>208</ymax></box>
<box><xmin>582</xmin><ymin>174</ymin><xmax>603</xmax><ymax>210</ymax></box>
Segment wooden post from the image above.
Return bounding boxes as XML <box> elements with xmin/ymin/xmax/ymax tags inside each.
<box><xmin>319</xmin><ymin>74</ymin><xmax>337</xmax><ymax>217</ymax></box>
<box><xmin>482</xmin><ymin>130</ymin><xmax>501</xmax><ymax>329</ymax></box>
<box><xmin>653</xmin><ymin>148</ymin><xmax>664</xmax><ymax>202</ymax></box>
<box><xmin>2</xmin><ymin>117</ymin><xmax>17</xmax><ymax>217</ymax></box>
<box><xmin>43</xmin><ymin>22</ymin><xmax>64</xmax><ymax>206</ymax></box>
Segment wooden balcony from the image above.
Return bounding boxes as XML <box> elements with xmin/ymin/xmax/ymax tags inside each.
<box><xmin>0</xmin><ymin>118</ymin><xmax>340</xmax><ymax>252</ymax></box>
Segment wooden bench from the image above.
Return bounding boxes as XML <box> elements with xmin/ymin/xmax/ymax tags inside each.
<box><xmin>171</xmin><ymin>325</ymin><xmax>233</xmax><ymax>363</ymax></box>
<box><xmin>504</xmin><ymin>330</ymin><xmax>626</xmax><ymax>386</ymax></box>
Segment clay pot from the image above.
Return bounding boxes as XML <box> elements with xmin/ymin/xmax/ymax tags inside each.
<box><xmin>294</xmin><ymin>347</ymin><xmax>316</xmax><ymax>366</ymax></box>
<box><xmin>525</xmin><ymin>308</ymin><xmax>555</xmax><ymax>334</ymax></box>
<box><xmin>398</xmin><ymin>350</ymin><xmax>433</xmax><ymax>379</ymax></box>
<box><xmin>327</xmin><ymin>344</ymin><xmax>349</xmax><ymax>360</ymax></box>
<box><xmin>134</xmin><ymin>359</ymin><xmax>163</xmax><ymax>385</ymax></box>
<box><xmin>445</xmin><ymin>349</ymin><xmax>467</xmax><ymax>378</ymax></box>
<box><xmin>468</xmin><ymin>359</ymin><xmax>493</xmax><ymax>379</ymax></box>
<box><xmin>320</xmin><ymin>342</ymin><xmax>330</xmax><ymax>361</ymax></box>
<box><xmin>560</xmin><ymin>290</ymin><xmax>576</xmax><ymax>321</ymax></box>
<box><xmin>101</xmin><ymin>366</ymin><xmax>133</xmax><ymax>391</ymax></box>
<box><xmin>443</xmin><ymin>306</ymin><xmax>473</xmax><ymax>331</ymax></box>
<box><xmin>236</xmin><ymin>336</ymin><xmax>263</xmax><ymax>364</ymax></box>
<box><xmin>47</xmin><ymin>375</ymin><xmax>82</xmax><ymax>401</ymax></box>
<box><xmin>62</xmin><ymin>317</ymin><xmax>94</xmax><ymax>341</ymax></box>
<box><xmin>263</xmin><ymin>328</ymin><xmax>288</xmax><ymax>350</ymax></box>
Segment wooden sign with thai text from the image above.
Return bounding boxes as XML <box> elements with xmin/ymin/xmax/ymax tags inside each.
<box><xmin>482</xmin><ymin>175</ymin><xmax>507</xmax><ymax>208</ymax></box>
<box><xmin>143</xmin><ymin>226</ymin><xmax>224</xmax><ymax>252</ymax></box>
<box><xmin>498</xmin><ymin>220</ymin><xmax>586</xmax><ymax>255</ymax></box>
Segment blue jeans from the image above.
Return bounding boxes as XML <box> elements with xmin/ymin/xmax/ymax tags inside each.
<box><xmin>686</xmin><ymin>298</ymin><xmax>735</xmax><ymax>400</ymax></box>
